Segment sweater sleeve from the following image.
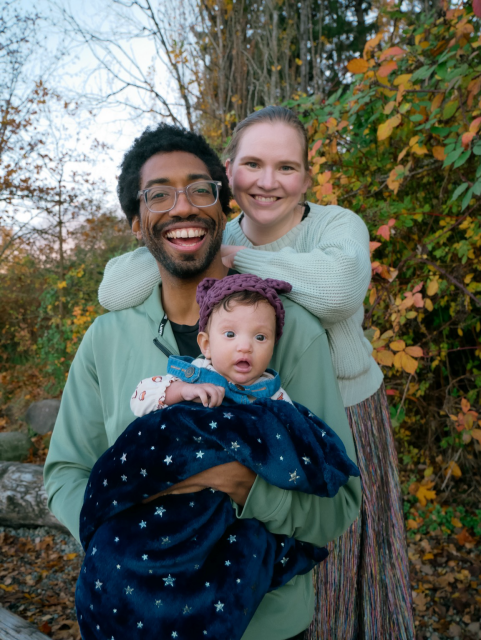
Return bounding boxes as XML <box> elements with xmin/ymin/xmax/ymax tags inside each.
<box><xmin>230</xmin><ymin>206</ymin><xmax>372</xmax><ymax>328</ymax></box>
<box><xmin>130</xmin><ymin>374</ymin><xmax>179</xmax><ymax>417</ymax></box>
<box><xmin>98</xmin><ymin>247</ymin><xmax>161</xmax><ymax>311</ymax></box>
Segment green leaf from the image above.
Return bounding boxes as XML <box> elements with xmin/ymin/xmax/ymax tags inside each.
<box><xmin>443</xmin><ymin>147</ymin><xmax>464</xmax><ymax>167</ymax></box>
<box><xmin>442</xmin><ymin>101</ymin><xmax>459</xmax><ymax>121</ymax></box>
<box><xmin>473</xmin><ymin>180</ymin><xmax>481</xmax><ymax>197</ymax></box>
<box><xmin>453</xmin><ymin>150</ymin><xmax>471</xmax><ymax>169</ymax></box>
<box><xmin>473</xmin><ymin>143</ymin><xmax>481</xmax><ymax>156</ymax></box>
<box><xmin>451</xmin><ymin>183</ymin><xmax>469</xmax><ymax>201</ymax></box>
<box><xmin>410</xmin><ymin>114</ymin><xmax>424</xmax><ymax>122</ymax></box>
<box><xmin>461</xmin><ymin>187</ymin><xmax>474</xmax><ymax>211</ymax></box>
<box><xmin>411</xmin><ymin>65</ymin><xmax>434</xmax><ymax>82</ymax></box>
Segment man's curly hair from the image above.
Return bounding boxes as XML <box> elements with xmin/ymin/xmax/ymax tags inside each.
<box><xmin>118</xmin><ymin>123</ymin><xmax>232</xmax><ymax>226</ymax></box>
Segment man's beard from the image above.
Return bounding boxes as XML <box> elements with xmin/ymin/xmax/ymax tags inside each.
<box><xmin>142</xmin><ymin>216</ymin><xmax>224</xmax><ymax>280</ymax></box>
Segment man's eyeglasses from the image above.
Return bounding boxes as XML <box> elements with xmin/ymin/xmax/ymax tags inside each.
<box><xmin>137</xmin><ymin>181</ymin><xmax>222</xmax><ymax>214</ymax></box>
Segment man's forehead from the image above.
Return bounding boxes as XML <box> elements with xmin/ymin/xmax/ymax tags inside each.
<box><xmin>140</xmin><ymin>151</ymin><xmax>212</xmax><ymax>186</ymax></box>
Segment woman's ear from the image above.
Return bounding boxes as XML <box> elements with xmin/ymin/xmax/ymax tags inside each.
<box><xmin>132</xmin><ymin>216</ymin><xmax>143</xmax><ymax>241</ymax></box>
<box><xmin>303</xmin><ymin>167</ymin><xmax>313</xmax><ymax>194</ymax></box>
<box><xmin>225</xmin><ymin>159</ymin><xmax>234</xmax><ymax>187</ymax></box>
<box><xmin>197</xmin><ymin>332</ymin><xmax>211</xmax><ymax>359</ymax></box>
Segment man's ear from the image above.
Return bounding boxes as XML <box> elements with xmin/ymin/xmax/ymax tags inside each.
<box><xmin>225</xmin><ymin>159</ymin><xmax>233</xmax><ymax>188</ymax></box>
<box><xmin>197</xmin><ymin>332</ymin><xmax>211</xmax><ymax>359</ymax></box>
<box><xmin>132</xmin><ymin>216</ymin><xmax>143</xmax><ymax>241</ymax></box>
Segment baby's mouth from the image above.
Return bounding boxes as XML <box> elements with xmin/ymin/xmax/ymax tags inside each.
<box><xmin>234</xmin><ymin>360</ymin><xmax>252</xmax><ymax>373</ymax></box>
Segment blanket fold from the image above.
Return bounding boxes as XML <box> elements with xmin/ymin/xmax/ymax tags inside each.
<box><xmin>76</xmin><ymin>399</ymin><xmax>359</xmax><ymax>640</ymax></box>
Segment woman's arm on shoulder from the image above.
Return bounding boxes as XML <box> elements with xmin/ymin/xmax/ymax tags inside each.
<box><xmin>231</xmin><ymin>205</ymin><xmax>372</xmax><ymax>326</ymax></box>
<box><xmin>98</xmin><ymin>247</ymin><xmax>161</xmax><ymax>311</ymax></box>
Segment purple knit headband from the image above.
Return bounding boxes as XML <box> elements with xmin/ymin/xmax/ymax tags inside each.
<box><xmin>196</xmin><ymin>274</ymin><xmax>292</xmax><ymax>342</ymax></box>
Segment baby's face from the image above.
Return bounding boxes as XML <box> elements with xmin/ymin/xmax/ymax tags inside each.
<box><xmin>198</xmin><ymin>301</ymin><xmax>276</xmax><ymax>387</ymax></box>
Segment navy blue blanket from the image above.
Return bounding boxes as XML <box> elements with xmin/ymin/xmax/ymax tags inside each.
<box><xmin>76</xmin><ymin>399</ymin><xmax>359</xmax><ymax>640</ymax></box>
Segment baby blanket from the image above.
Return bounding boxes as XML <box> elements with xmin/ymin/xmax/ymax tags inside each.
<box><xmin>76</xmin><ymin>398</ymin><xmax>359</xmax><ymax>640</ymax></box>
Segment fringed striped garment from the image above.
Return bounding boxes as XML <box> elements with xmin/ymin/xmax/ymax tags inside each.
<box><xmin>306</xmin><ymin>385</ymin><xmax>415</xmax><ymax>640</ymax></box>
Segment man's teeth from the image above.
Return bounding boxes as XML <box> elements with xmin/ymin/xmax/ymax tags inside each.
<box><xmin>254</xmin><ymin>196</ymin><xmax>278</xmax><ymax>202</ymax></box>
<box><xmin>165</xmin><ymin>228</ymin><xmax>206</xmax><ymax>239</ymax></box>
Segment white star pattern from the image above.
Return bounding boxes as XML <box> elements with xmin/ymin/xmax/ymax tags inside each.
<box><xmin>228</xmin><ymin>535</ymin><xmax>236</xmax><ymax>543</ymax></box>
<box><xmin>172</xmin><ymin>633</ymin><xmax>178</xmax><ymax>638</ymax></box>
<box><xmin>140</xmin><ymin>469</ymin><xmax>147</xmax><ymax>477</ymax></box>
<box><xmin>103</xmin><ymin>479</ymin><xmax>108</xmax><ymax>486</ymax></box>
<box><xmin>113</xmin><ymin>609</ymin><xmax>117</xmax><ymax>613</ymax></box>
<box><xmin>95</xmin><ymin>580</ymin><xmax>102</xmax><ymax>590</ymax></box>
<box><xmin>209</xmin><ymin>421</ymin><xmax>217</xmax><ymax>429</ymax></box>
<box><xmin>155</xmin><ymin>599</ymin><xmax>162</xmax><ymax>606</ymax></box>
<box><xmin>321</xmin><ymin>430</ymin><xmax>326</xmax><ymax>437</ymax></box>
<box><xmin>117</xmin><ymin>565</ymin><xmax>121</xmax><ymax>569</ymax></box>
<box><xmin>236</xmin><ymin>579</ymin><xmax>241</xmax><ymax>583</ymax></box>
<box><xmin>289</xmin><ymin>470</ymin><xmax>300</xmax><ymax>483</ymax></box>
<box><xmin>223</xmin><ymin>413</ymin><xmax>233</xmax><ymax>419</ymax></box>
<box><xmin>205</xmin><ymin>582</ymin><xmax>210</xmax><ymax>587</ymax></box>
<box><xmin>137</xmin><ymin>622</ymin><xmax>143</xmax><ymax>629</ymax></box>
<box><xmin>139</xmin><ymin>520</ymin><xmax>147</xmax><ymax>528</ymax></box>
<box><xmin>276</xmin><ymin>434</ymin><xmax>281</xmax><ymax>439</ymax></box>
<box><xmin>164</xmin><ymin>455</ymin><xmax>173</xmax><ymax>465</ymax></box>
<box><xmin>155</xmin><ymin>506</ymin><xmax>166</xmax><ymax>517</ymax></box>
<box><xmin>281</xmin><ymin>557</ymin><xmax>289</xmax><ymax>566</ymax></box>
<box><xmin>189</xmin><ymin>502</ymin><xmax>195</xmax><ymax>507</ymax></box>
<box><xmin>280</xmin><ymin>456</ymin><xmax>284</xmax><ymax>460</ymax></box>
<box><xmin>163</xmin><ymin>574</ymin><xmax>175</xmax><ymax>587</ymax></box>
<box><xmin>225</xmin><ymin>560</ymin><xmax>231</xmax><ymax>566</ymax></box>
<box><xmin>302</xmin><ymin>456</ymin><xmax>311</xmax><ymax>464</ymax></box>
<box><xmin>142</xmin><ymin>554</ymin><xmax>148</xmax><ymax>560</ymax></box>
<box><xmin>183</xmin><ymin>605</ymin><xmax>192</xmax><ymax>614</ymax></box>
<box><xmin>214</xmin><ymin>601</ymin><xmax>224</xmax><ymax>612</ymax></box>
<box><xmin>138</xmin><ymin>431</ymin><xmax>141</xmax><ymax>435</ymax></box>
<box><xmin>120</xmin><ymin>453</ymin><xmax>127</xmax><ymax>463</ymax></box>
<box><xmin>151</xmin><ymin>446</ymin><xmax>155</xmax><ymax>450</ymax></box>
<box><xmin>162</xmin><ymin>537</ymin><xmax>170</xmax><ymax>544</ymax></box>
<box><xmin>114</xmin><ymin>537</ymin><xmax>119</xmax><ymax>542</ymax></box>
<box><xmin>121</xmin><ymin>475</ymin><xmax>127</xmax><ymax>482</ymax></box>
<box><xmin>91</xmin><ymin>547</ymin><xmax>97</xmax><ymax>555</ymax></box>
<box><xmin>125</xmin><ymin>586</ymin><xmax>134</xmax><ymax>595</ymax></box>
<box><xmin>257</xmin><ymin>438</ymin><xmax>262</xmax><ymax>443</ymax></box>
<box><xmin>196</xmin><ymin>450</ymin><xmax>204</xmax><ymax>458</ymax></box>
<box><xmin>231</xmin><ymin>441</ymin><xmax>240</xmax><ymax>450</ymax></box>
<box><xmin>112</xmin><ymin>500</ymin><xmax>117</xmax><ymax>506</ymax></box>
<box><xmin>161</xmin><ymin>424</ymin><xmax>166</xmax><ymax>430</ymax></box>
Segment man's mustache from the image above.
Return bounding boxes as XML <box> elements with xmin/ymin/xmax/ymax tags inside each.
<box><xmin>152</xmin><ymin>216</ymin><xmax>217</xmax><ymax>238</ymax></box>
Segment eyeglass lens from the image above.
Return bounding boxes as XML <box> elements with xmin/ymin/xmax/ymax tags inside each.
<box><xmin>145</xmin><ymin>181</ymin><xmax>218</xmax><ymax>212</ymax></box>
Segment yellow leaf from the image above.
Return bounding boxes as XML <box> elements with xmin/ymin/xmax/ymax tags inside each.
<box><xmin>406</xmin><ymin>519</ymin><xmax>419</xmax><ymax>530</ymax></box>
<box><xmin>384</xmin><ymin>101</ymin><xmax>396</xmax><ymax>115</ymax></box>
<box><xmin>432</xmin><ymin>146</ymin><xmax>446</xmax><ymax>161</ymax></box>
<box><xmin>65</xmin><ymin>553</ymin><xmax>78</xmax><ymax>560</ymax></box>
<box><xmin>397</xmin><ymin>147</ymin><xmax>408</xmax><ymax>162</ymax></box>
<box><xmin>393</xmin><ymin>73</ymin><xmax>412</xmax><ymax>86</ymax></box>
<box><xmin>57</xmin><ymin>281</ymin><xmax>67</xmax><ymax>289</ymax></box>
<box><xmin>0</xmin><ymin>584</ymin><xmax>16</xmax><ymax>591</ymax></box>
<box><xmin>424</xmin><ymin>466</ymin><xmax>434</xmax><ymax>477</ymax></box>
<box><xmin>393</xmin><ymin>351</ymin><xmax>403</xmax><ymax>369</ymax></box>
<box><xmin>425</xmin><ymin>298</ymin><xmax>433</xmax><ymax>311</ymax></box>
<box><xmin>363</xmin><ymin>31</ymin><xmax>384</xmax><ymax>57</ymax></box>
<box><xmin>390</xmin><ymin>339</ymin><xmax>406</xmax><ymax>351</ymax></box>
<box><xmin>427</xmin><ymin>279</ymin><xmax>439</xmax><ymax>296</ymax></box>
<box><xmin>412</xmin><ymin>143</ymin><xmax>428</xmax><ymax>155</ymax></box>
<box><xmin>377</xmin><ymin>114</ymin><xmax>401</xmax><ymax>141</ymax></box>
<box><xmin>471</xmin><ymin>429</ymin><xmax>481</xmax><ymax>445</ymax></box>
<box><xmin>416</xmin><ymin>483</ymin><xmax>436</xmax><ymax>506</ymax></box>
<box><xmin>445</xmin><ymin>461</ymin><xmax>462</xmax><ymax>479</ymax></box>
<box><xmin>405</xmin><ymin>346</ymin><xmax>423</xmax><ymax>358</ymax></box>
<box><xmin>347</xmin><ymin>58</ymin><xmax>369</xmax><ymax>74</ymax></box>
<box><xmin>465</xmin><ymin>273</ymin><xmax>474</xmax><ymax>284</ymax></box>
<box><xmin>401</xmin><ymin>351</ymin><xmax>419</xmax><ymax>374</ymax></box>
<box><xmin>381</xmin><ymin>330</ymin><xmax>394</xmax><ymax>339</ymax></box>
<box><xmin>451</xmin><ymin>517</ymin><xmax>463</xmax><ymax>528</ymax></box>
<box><xmin>423</xmin><ymin>552</ymin><xmax>434</xmax><ymax>560</ymax></box>
<box><xmin>431</xmin><ymin>93</ymin><xmax>444</xmax><ymax>112</ymax></box>
<box><xmin>387</xmin><ymin>164</ymin><xmax>404</xmax><ymax>193</ymax></box>
<box><xmin>409</xmin><ymin>136</ymin><xmax>420</xmax><ymax>147</ymax></box>
<box><xmin>374</xmin><ymin>349</ymin><xmax>394</xmax><ymax>366</ymax></box>
<box><xmin>295</xmin><ymin>58</ymin><xmax>303</xmax><ymax>65</ymax></box>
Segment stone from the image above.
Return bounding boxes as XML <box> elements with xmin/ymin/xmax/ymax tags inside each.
<box><xmin>0</xmin><ymin>432</ymin><xmax>35</xmax><ymax>462</ymax></box>
<box><xmin>25</xmin><ymin>399</ymin><xmax>60</xmax><ymax>435</ymax></box>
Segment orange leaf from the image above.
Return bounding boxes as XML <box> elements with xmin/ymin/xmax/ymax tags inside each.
<box><xmin>416</xmin><ymin>483</ymin><xmax>436</xmax><ymax>506</ymax></box>
<box><xmin>379</xmin><ymin>46</ymin><xmax>406</xmax><ymax>61</ymax></box>
<box><xmin>387</xmin><ymin>166</ymin><xmax>404</xmax><ymax>193</ymax></box>
<box><xmin>377</xmin><ymin>114</ymin><xmax>401</xmax><ymax>141</ymax></box>
<box><xmin>462</xmin><ymin>132</ymin><xmax>474</xmax><ymax>149</ymax></box>
<box><xmin>445</xmin><ymin>461</ymin><xmax>462</xmax><ymax>478</ymax></box>
<box><xmin>406</xmin><ymin>519</ymin><xmax>419</xmax><ymax>530</ymax></box>
<box><xmin>456</xmin><ymin>528</ymin><xmax>476</xmax><ymax>546</ymax></box>
<box><xmin>431</xmin><ymin>93</ymin><xmax>444</xmax><ymax>113</ymax></box>
<box><xmin>461</xmin><ymin>398</ymin><xmax>471</xmax><ymax>413</ymax></box>
<box><xmin>338</xmin><ymin>120</ymin><xmax>349</xmax><ymax>131</ymax></box>
<box><xmin>319</xmin><ymin>183</ymin><xmax>333</xmax><ymax>195</ymax></box>
<box><xmin>378</xmin><ymin>60</ymin><xmax>398</xmax><ymax>77</ymax></box>
<box><xmin>390</xmin><ymin>339</ymin><xmax>406</xmax><ymax>351</ymax></box>
<box><xmin>317</xmin><ymin>171</ymin><xmax>332</xmax><ymax>185</ymax></box>
<box><xmin>347</xmin><ymin>58</ymin><xmax>369</xmax><ymax>74</ymax></box>
<box><xmin>469</xmin><ymin>116</ymin><xmax>481</xmax><ymax>134</ymax></box>
<box><xmin>405</xmin><ymin>346</ymin><xmax>423</xmax><ymax>357</ymax></box>
<box><xmin>432</xmin><ymin>146</ymin><xmax>446</xmax><ymax>161</ymax></box>
<box><xmin>369</xmin><ymin>241</ymin><xmax>381</xmax><ymax>254</ymax></box>
<box><xmin>373</xmin><ymin>349</ymin><xmax>394</xmax><ymax>366</ymax></box>
<box><xmin>401</xmin><ymin>351</ymin><xmax>419</xmax><ymax>374</ymax></box>
<box><xmin>363</xmin><ymin>31</ymin><xmax>384</xmax><ymax>57</ymax></box>
<box><xmin>413</xmin><ymin>293</ymin><xmax>424</xmax><ymax>308</ymax></box>
<box><xmin>311</xmin><ymin>139</ymin><xmax>323</xmax><ymax>153</ymax></box>
<box><xmin>412</xmin><ymin>143</ymin><xmax>428</xmax><ymax>155</ymax></box>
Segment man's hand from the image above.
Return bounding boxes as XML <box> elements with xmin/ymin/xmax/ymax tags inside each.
<box><xmin>165</xmin><ymin>381</ymin><xmax>225</xmax><ymax>407</ymax></box>
<box><xmin>142</xmin><ymin>462</ymin><xmax>256</xmax><ymax>506</ymax></box>
<box><xmin>221</xmin><ymin>244</ymin><xmax>246</xmax><ymax>269</ymax></box>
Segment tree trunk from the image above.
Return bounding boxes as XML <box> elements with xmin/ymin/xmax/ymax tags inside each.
<box><xmin>0</xmin><ymin>462</ymin><xmax>67</xmax><ymax>530</ymax></box>
<box><xmin>0</xmin><ymin>606</ymin><xmax>51</xmax><ymax>640</ymax></box>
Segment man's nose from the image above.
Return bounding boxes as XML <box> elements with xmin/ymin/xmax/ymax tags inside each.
<box><xmin>256</xmin><ymin>168</ymin><xmax>277</xmax><ymax>191</ymax></box>
<box><xmin>168</xmin><ymin>191</ymin><xmax>197</xmax><ymax>217</ymax></box>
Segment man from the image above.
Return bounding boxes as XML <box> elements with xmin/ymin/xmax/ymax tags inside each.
<box><xmin>44</xmin><ymin>123</ymin><xmax>361</xmax><ymax>640</ymax></box>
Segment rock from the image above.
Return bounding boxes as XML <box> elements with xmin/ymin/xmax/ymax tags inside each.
<box><xmin>0</xmin><ymin>432</ymin><xmax>35</xmax><ymax>462</ymax></box>
<box><xmin>25</xmin><ymin>399</ymin><xmax>60</xmax><ymax>435</ymax></box>
<box><xmin>0</xmin><ymin>462</ymin><xmax>67</xmax><ymax>530</ymax></box>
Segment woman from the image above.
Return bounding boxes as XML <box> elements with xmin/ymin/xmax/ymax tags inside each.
<box><xmin>99</xmin><ymin>106</ymin><xmax>414</xmax><ymax>640</ymax></box>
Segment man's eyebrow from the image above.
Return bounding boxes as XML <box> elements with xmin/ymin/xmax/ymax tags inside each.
<box><xmin>144</xmin><ymin>173</ymin><xmax>212</xmax><ymax>189</ymax></box>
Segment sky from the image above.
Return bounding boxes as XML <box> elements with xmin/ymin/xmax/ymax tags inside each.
<box><xmin>23</xmin><ymin>0</ymin><xmax>180</xmax><ymax>206</ymax></box>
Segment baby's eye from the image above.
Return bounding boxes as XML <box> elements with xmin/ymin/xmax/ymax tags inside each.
<box><xmin>224</xmin><ymin>331</ymin><xmax>235</xmax><ymax>338</ymax></box>
<box><xmin>255</xmin><ymin>334</ymin><xmax>266</xmax><ymax>342</ymax></box>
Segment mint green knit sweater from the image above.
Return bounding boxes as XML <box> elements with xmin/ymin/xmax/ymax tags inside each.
<box><xmin>98</xmin><ymin>203</ymin><xmax>383</xmax><ymax>407</ymax></box>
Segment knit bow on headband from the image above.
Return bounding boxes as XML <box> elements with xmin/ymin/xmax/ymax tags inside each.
<box><xmin>196</xmin><ymin>274</ymin><xmax>292</xmax><ymax>342</ymax></box>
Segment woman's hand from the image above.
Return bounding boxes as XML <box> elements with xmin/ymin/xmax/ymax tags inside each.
<box><xmin>221</xmin><ymin>244</ymin><xmax>246</xmax><ymax>269</ymax></box>
<box><xmin>142</xmin><ymin>462</ymin><xmax>256</xmax><ymax>506</ymax></box>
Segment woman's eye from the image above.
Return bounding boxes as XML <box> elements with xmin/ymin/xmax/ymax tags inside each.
<box><xmin>224</xmin><ymin>331</ymin><xmax>235</xmax><ymax>338</ymax></box>
<box><xmin>255</xmin><ymin>334</ymin><xmax>266</xmax><ymax>342</ymax></box>
<box><xmin>280</xmin><ymin>165</ymin><xmax>295</xmax><ymax>172</ymax></box>
<box><xmin>246</xmin><ymin>161</ymin><xmax>258</xmax><ymax>168</ymax></box>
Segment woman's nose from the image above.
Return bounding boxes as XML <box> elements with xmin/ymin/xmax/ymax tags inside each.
<box><xmin>256</xmin><ymin>168</ymin><xmax>277</xmax><ymax>191</ymax></box>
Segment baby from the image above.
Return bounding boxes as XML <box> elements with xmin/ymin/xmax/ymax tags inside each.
<box><xmin>131</xmin><ymin>274</ymin><xmax>294</xmax><ymax>417</ymax></box>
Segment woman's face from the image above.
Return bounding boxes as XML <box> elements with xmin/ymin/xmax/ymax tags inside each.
<box><xmin>225</xmin><ymin>122</ymin><xmax>311</xmax><ymax>236</ymax></box>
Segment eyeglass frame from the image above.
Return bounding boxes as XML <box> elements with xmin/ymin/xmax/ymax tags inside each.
<box><xmin>137</xmin><ymin>180</ymin><xmax>222</xmax><ymax>214</ymax></box>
